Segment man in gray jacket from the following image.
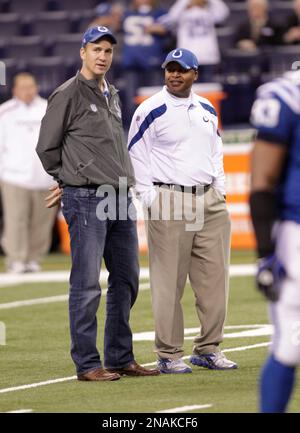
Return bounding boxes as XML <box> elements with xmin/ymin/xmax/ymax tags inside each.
<box><xmin>36</xmin><ymin>26</ymin><xmax>159</xmax><ymax>381</ymax></box>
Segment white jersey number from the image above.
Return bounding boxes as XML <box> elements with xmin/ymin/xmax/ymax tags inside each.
<box><xmin>124</xmin><ymin>16</ymin><xmax>154</xmax><ymax>46</ymax></box>
<box><xmin>251</xmin><ymin>98</ymin><xmax>281</xmax><ymax>128</ymax></box>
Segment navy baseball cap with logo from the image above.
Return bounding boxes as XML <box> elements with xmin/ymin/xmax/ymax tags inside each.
<box><xmin>162</xmin><ymin>48</ymin><xmax>199</xmax><ymax>70</ymax></box>
<box><xmin>81</xmin><ymin>26</ymin><xmax>117</xmax><ymax>47</ymax></box>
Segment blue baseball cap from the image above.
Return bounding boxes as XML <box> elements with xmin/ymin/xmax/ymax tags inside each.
<box><xmin>81</xmin><ymin>26</ymin><xmax>117</xmax><ymax>47</ymax></box>
<box><xmin>162</xmin><ymin>48</ymin><xmax>199</xmax><ymax>70</ymax></box>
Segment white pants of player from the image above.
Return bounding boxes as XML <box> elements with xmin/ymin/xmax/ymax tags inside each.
<box><xmin>269</xmin><ymin>221</ymin><xmax>300</xmax><ymax>366</ymax></box>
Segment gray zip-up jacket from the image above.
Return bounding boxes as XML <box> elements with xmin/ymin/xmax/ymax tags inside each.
<box><xmin>36</xmin><ymin>72</ymin><xmax>135</xmax><ymax>188</ymax></box>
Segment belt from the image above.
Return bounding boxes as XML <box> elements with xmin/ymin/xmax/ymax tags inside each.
<box><xmin>153</xmin><ymin>182</ymin><xmax>211</xmax><ymax>194</ymax></box>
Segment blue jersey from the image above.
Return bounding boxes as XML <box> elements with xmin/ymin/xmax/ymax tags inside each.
<box><xmin>251</xmin><ymin>75</ymin><xmax>300</xmax><ymax>223</ymax></box>
<box><xmin>122</xmin><ymin>8</ymin><xmax>167</xmax><ymax>69</ymax></box>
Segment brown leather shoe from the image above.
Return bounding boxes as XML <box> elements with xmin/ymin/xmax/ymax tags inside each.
<box><xmin>106</xmin><ymin>361</ymin><xmax>160</xmax><ymax>377</ymax></box>
<box><xmin>77</xmin><ymin>367</ymin><xmax>121</xmax><ymax>381</ymax></box>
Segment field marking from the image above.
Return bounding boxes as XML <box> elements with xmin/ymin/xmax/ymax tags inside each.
<box><xmin>4</xmin><ymin>409</ymin><xmax>33</xmax><ymax>413</ymax></box>
<box><xmin>0</xmin><ymin>264</ymin><xmax>255</xmax><ymax>288</ymax></box>
<box><xmin>0</xmin><ymin>341</ymin><xmax>270</xmax><ymax>396</ymax></box>
<box><xmin>156</xmin><ymin>404</ymin><xmax>212</xmax><ymax>413</ymax></box>
<box><xmin>0</xmin><ymin>282</ymin><xmax>150</xmax><ymax>310</ymax></box>
<box><xmin>133</xmin><ymin>324</ymin><xmax>272</xmax><ymax>342</ymax></box>
<box><xmin>0</xmin><ymin>264</ymin><xmax>256</xmax><ymax>309</ymax></box>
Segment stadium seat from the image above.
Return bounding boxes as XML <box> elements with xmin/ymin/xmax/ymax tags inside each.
<box><xmin>32</xmin><ymin>11</ymin><xmax>71</xmax><ymax>37</ymax></box>
<box><xmin>0</xmin><ymin>13</ymin><xmax>21</xmax><ymax>37</ymax></box>
<box><xmin>52</xmin><ymin>33</ymin><xmax>82</xmax><ymax>62</ymax></box>
<box><xmin>222</xmin><ymin>48</ymin><xmax>265</xmax><ymax>76</ymax></box>
<box><xmin>271</xmin><ymin>1</ymin><xmax>294</xmax><ymax>25</ymax></box>
<box><xmin>267</xmin><ymin>45</ymin><xmax>300</xmax><ymax>75</ymax></box>
<box><xmin>27</xmin><ymin>56</ymin><xmax>67</xmax><ymax>97</ymax></box>
<box><xmin>9</xmin><ymin>0</ymin><xmax>50</xmax><ymax>13</ymax></box>
<box><xmin>217</xmin><ymin>27</ymin><xmax>235</xmax><ymax>54</ymax></box>
<box><xmin>223</xmin><ymin>2</ymin><xmax>248</xmax><ymax>28</ymax></box>
<box><xmin>76</xmin><ymin>10</ymin><xmax>97</xmax><ymax>33</ymax></box>
<box><xmin>6</xmin><ymin>35</ymin><xmax>45</xmax><ymax>60</ymax></box>
<box><xmin>55</xmin><ymin>0</ymin><xmax>98</xmax><ymax>11</ymax></box>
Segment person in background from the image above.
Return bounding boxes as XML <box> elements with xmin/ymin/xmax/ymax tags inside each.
<box><xmin>250</xmin><ymin>70</ymin><xmax>300</xmax><ymax>412</ymax></box>
<box><xmin>0</xmin><ymin>73</ymin><xmax>56</xmax><ymax>273</ymax></box>
<box><xmin>158</xmin><ymin>0</ymin><xmax>229</xmax><ymax>82</ymax></box>
<box><xmin>235</xmin><ymin>0</ymin><xmax>281</xmax><ymax>50</ymax></box>
<box><xmin>120</xmin><ymin>0</ymin><xmax>169</xmax><ymax>128</ymax></box>
<box><xmin>282</xmin><ymin>0</ymin><xmax>300</xmax><ymax>45</ymax></box>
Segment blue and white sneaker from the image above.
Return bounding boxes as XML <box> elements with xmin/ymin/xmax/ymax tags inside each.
<box><xmin>189</xmin><ymin>352</ymin><xmax>238</xmax><ymax>370</ymax></box>
<box><xmin>158</xmin><ymin>357</ymin><xmax>192</xmax><ymax>374</ymax></box>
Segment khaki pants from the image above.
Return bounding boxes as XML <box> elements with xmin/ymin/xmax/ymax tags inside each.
<box><xmin>1</xmin><ymin>182</ymin><xmax>57</xmax><ymax>265</ymax></box>
<box><xmin>146</xmin><ymin>186</ymin><xmax>231</xmax><ymax>360</ymax></box>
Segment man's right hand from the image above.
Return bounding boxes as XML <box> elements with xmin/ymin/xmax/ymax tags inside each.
<box><xmin>45</xmin><ymin>184</ymin><xmax>62</xmax><ymax>208</ymax></box>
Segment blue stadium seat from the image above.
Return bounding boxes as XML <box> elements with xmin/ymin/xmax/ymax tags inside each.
<box><xmin>267</xmin><ymin>45</ymin><xmax>300</xmax><ymax>75</ymax></box>
<box><xmin>6</xmin><ymin>35</ymin><xmax>45</xmax><ymax>60</ymax></box>
<box><xmin>52</xmin><ymin>33</ymin><xmax>82</xmax><ymax>62</ymax></box>
<box><xmin>217</xmin><ymin>27</ymin><xmax>235</xmax><ymax>54</ymax></box>
<box><xmin>27</xmin><ymin>56</ymin><xmax>67</xmax><ymax>97</ymax></box>
<box><xmin>76</xmin><ymin>10</ymin><xmax>97</xmax><ymax>33</ymax></box>
<box><xmin>271</xmin><ymin>1</ymin><xmax>294</xmax><ymax>25</ymax></box>
<box><xmin>9</xmin><ymin>0</ymin><xmax>50</xmax><ymax>13</ymax></box>
<box><xmin>223</xmin><ymin>2</ymin><xmax>248</xmax><ymax>28</ymax></box>
<box><xmin>55</xmin><ymin>0</ymin><xmax>97</xmax><ymax>11</ymax></box>
<box><xmin>32</xmin><ymin>11</ymin><xmax>71</xmax><ymax>37</ymax></box>
<box><xmin>0</xmin><ymin>13</ymin><xmax>21</xmax><ymax>36</ymax></box>
<box><xmin>222</xmin><ymin>48</ymin><xmax>265</xmax><ymax>76</ymax></box>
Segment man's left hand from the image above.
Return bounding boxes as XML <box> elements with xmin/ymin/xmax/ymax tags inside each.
<box><xmin>256</xmin><ymin>254</ymin><xmax>286</xmax><ymax>302</ymax></box>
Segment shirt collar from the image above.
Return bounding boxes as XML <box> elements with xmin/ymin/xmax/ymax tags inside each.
<box><xmin>163</xmin><ymin>85</ymin><xmax>197</xmax><ymax>108</ymax></box>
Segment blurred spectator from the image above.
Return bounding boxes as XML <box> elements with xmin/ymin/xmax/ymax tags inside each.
<box><xmin>0</xmin><ymin>73</ymin><xmax>56</xmax><ymax>273</ymax></box>
<box><xmin>235</xmin><ymin>0</ymin><xmax>282</xmax><ymax>50</ymax></box>
<box><xmin>90</xmin><ymin>1</ymin><xmax>125</xmax><ymax>33</ymax></box>
<box><xmin>119</xmin><ymin>0</ymin><xmax>168</xmax><ymax>127</ymax></box>
<box><xmin>282</xmin><ymin>0</ymin><xmax>300</xmax><ymax>44</ymax></box>
<box><xmin>158</xmin><ymin>0</ymin><xmax>229</xmax><ymax>82</ymax></box>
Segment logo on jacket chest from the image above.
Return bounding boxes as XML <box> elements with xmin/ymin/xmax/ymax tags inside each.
<box><xmin>90</xmin><ymin>104</ymin><xmax>98</xmax><ymax>112</ymax></box>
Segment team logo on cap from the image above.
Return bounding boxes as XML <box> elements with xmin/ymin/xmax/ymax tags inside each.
<box><xmin>172</xmin><ymin>50</ymin><xmax>183</xmax><ymax>59</ymax></box>
<box><xmin>98</xmin><ymin>26</ymin><xmax>109</xmax><ymax>33</ymax></box>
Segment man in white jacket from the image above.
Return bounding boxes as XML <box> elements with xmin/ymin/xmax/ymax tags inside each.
<box><xmin>0</xmin><ymin>73</ymin><xmax>56</xmax><ymax>273</ymax></box>
<box><xmin>128</xmin><ymin>48</ymin><xmax>237</xmax><ymax>373</ymax></box>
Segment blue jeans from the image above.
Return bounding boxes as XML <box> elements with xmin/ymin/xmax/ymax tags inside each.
<box><xmin>61</xmin><ymin>186</ymin><xmax>139</xmax><ymax>374</ymax></box>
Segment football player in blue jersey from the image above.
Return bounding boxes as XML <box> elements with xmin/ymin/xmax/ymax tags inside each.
<box><xmin>120</xmin><ymin>0</ymin><xmax>169</xmax><ymax>127</ymax></box>
<box><xmin>250</xmin><ymin>71</ymin><xmax>300</xmax><ymax>412</ymax></box>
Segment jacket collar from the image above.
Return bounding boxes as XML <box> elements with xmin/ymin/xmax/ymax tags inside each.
<box><xmin>77</xmin><ymin>71</ymin><xmax>118</xmax><ymax>95</ymax></box>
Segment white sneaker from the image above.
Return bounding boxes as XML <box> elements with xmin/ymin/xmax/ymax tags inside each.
<box><xmin>7</xmin><ymin>261</ymin><xmax>27</xmax><ymax>274</ymax></box>
<box><xmin>157</xmin><ymin>357</ymin><xmax>192</xmax><ymax>374</ymax></box>
<box><xmin>26</xmin><ymin>261</ymin><xmax>41</xmax><ymax>273</ymax></box>
<box><xmin>190</xmin><ymin>352</ymin><xmax>238</xmax><ymax>370</ymax></box>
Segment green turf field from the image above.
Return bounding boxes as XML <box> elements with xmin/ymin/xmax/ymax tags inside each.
<box><xmin>0</xmin><ymin>251</ymin><xmax>299</xmax><ymax>413</ymax></box>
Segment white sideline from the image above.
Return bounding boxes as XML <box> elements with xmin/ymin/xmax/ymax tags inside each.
<box><xmin>4</xmin><ymin>409</ymin><xmax>33</xmax><ymax>413</ymax></box>
<box><xmin>156</xmin><ymin>404</ymin><xmax>212</xmax><ymax>413</ymax></box>
<box><xmin>0</xmin><ymin>341</ymin><xmax>270</xmax><ymax>395</ymax></box>
<box><xmin>0</xmin><ymin>264</ymin><xmax>256</xmax><ymax>310</ymax></box>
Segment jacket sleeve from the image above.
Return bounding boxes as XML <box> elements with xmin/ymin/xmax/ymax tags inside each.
<box><xmin>157</xmin><ymin>0</ymin><xmax>189</xmax><ymax>28</ymax></box>
<box><xmin>0</xmin><ymin>113</ymin><xmax>5</xmax><ymax>177</ymax></box>
<box><xmin>127</xmin><ymin>106</ymin><xmax>157</xmax><ymax>208</ymax></box>
<box><xmin>36</xmin><ymin>90</ymin><xmax>71</xmax><ymax>181</ymax></box>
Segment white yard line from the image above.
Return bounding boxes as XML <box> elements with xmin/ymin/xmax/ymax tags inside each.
<box><xmin>0</xmin><ymin>264</ymin><xmax>255</xmax><ymax>288</ymax></box>
<box><xmin>0</xmin><ymin>282</ymin><xmax>150</xmax><ymax>310</ymax></box>
<box><xmin>4</xmin><ymin>409</ymin><xmax>33</xmax><ymax>413</ymax></box>
<box><xmin>0</xmin><ymin>341</ymin><xmax>269</xmax><ymax>396</ymax></box>
<box><xmin>156</xmin><ymin>404</ymin><xmax>212</xmax><ymax>413</ymax></box>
